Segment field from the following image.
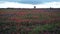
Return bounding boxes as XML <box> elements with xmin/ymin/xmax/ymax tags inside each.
<box><xmin>0</xmin><ymin>8</ymin><xmax>60</xmax><ymax>34</ymax></box>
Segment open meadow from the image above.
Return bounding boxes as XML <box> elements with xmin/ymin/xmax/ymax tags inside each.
<box><xmin>0</xmin><ymin>8</ymin><xmax>60</xmax><ymax>34</ymax></box>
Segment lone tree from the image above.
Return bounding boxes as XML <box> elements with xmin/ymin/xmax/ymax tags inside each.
<box><xmin>34</xmin><ymin>6</ymin><xmax>36</xmax><ymax>9</ymax></box>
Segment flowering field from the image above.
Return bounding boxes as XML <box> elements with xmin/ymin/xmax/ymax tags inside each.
<box><xmin>0</xmin><ymin>8</ymin><xmax>60</xmax><ymax>34</ymax></box>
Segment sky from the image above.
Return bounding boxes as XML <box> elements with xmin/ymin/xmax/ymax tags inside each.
<box><xmin>0</xmin><ymin>0</ymin><xmax>60</xmax><ymax>8</ymax></box>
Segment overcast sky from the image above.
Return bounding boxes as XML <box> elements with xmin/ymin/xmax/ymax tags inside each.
<box><xmin>0</xmin><ymin>0</ymin><xmax>60</xmax><ymax>8</ymax></box>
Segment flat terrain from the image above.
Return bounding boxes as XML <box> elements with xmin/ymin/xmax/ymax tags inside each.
<box><xmin>0</xmin><ymin>8</ymin><xmax>60</xmax><ymax>34</ymax></box>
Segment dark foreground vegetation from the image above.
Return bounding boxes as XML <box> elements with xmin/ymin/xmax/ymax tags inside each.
<box><xmin>0</xmin><ymin>8</ymin><xmax>60</xmax><ymax>34</ymax></box>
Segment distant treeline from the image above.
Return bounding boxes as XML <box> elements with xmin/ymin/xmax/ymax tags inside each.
<box><xmin>0</xmin><ymin>8</ymin><xmax>60</xmax><ymax>12</ymax></box>
<box><xmin>0</xmin><ymin>8</ymin><xmax>60</xmax><ymax>9</ymax></box>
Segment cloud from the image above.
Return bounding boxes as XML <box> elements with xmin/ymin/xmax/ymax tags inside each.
<box><xmin>0</xmin><ymin>1</ymin><xmax>60</xmax><ymax>8</ymax></box>
<box><xmin>35</xmin><ymin>2</ymin><xmax>60</xmax><ymax>8</ymax></box>
<box><xmin>0</xmin><ymin>1</ymin><xmax>34</xmax><ymax>8</ymax></box>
